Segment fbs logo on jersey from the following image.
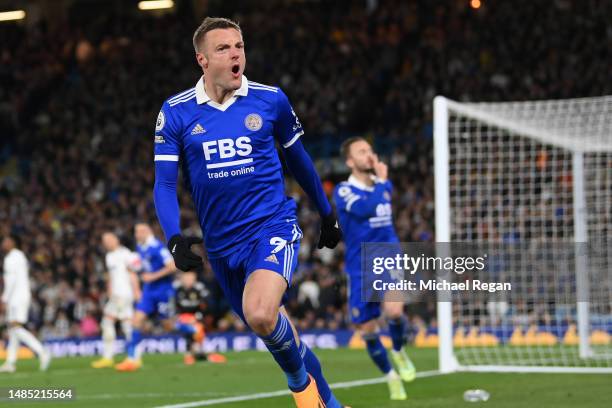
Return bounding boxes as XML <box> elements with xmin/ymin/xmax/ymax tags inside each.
<box><xmin>202</xmin><ymin>137</ymin><xmax>253</xmax><ymax>169</ymax></box>
<box><xmin>264</xmin><ymin>254</ymin><xmax>279</xmax><ymax>264</ymax></box>
<box><xmin>191</xmin><ymin>123</ymin><xmax>206</xmax><ymax>135</ymax></box>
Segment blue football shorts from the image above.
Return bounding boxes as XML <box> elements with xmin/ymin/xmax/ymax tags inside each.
<box><xmin>209</xmin><ymin>218</ymin><xmax>302</xmax><ymax>323</ymax></box>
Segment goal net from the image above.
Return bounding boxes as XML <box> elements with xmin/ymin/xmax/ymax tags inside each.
<box><xmin>434</xmin><ymin>95</ymin><xmax>612</xmax><ymax>373</ymax></box>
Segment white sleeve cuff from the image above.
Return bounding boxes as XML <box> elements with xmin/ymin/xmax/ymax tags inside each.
<box><xmin>154</xmin><ymin>154</ymin><xmax>179</xmax><ymax>161</ymax></box>
<box><xmin>282</xmin><ymin>130</ymin><xmax>304</xmax><ymax>148</ymax></box>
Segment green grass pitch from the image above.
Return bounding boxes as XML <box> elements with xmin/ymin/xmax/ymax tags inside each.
<box><xmin>0</xmin><ymin>347</ymin><xmax>610</xmax><ymax>407</ymax></box>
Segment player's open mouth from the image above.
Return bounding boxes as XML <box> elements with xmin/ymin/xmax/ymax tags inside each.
<box><xmin>231</xmin><ymin>64</ymin><xmax>240</xmax><ymax>77</ymax></box>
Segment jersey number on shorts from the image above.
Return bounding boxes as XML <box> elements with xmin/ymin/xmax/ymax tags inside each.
<box><xmin>269</xmin><ymin>237</ymin><xmax>287</xmax><ymax>254</ymax></box>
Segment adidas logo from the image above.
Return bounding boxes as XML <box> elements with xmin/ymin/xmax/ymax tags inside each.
<box><xmin>191</xmin><ymin>123</ymin><xmax>206</xmax><ymax>135</ymax></box>
<box><xmin>277</xmin><ymin>339</ymin><xmax>293</xmax><ymax>352</ymax></box>
<box><xmin>264</xmin><ymin>254</ymin><xmax>279</xmax><ymax>264</ymax></box>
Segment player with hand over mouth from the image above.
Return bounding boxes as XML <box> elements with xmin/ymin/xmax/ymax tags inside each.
<box><xmin>333</xmin><ymin>138</ymin><xmax>416</xmax><ymax>400</ymax></box>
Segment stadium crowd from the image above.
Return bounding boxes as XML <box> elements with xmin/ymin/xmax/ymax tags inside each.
<box><xmin>0</xmin><ymin>0</ymin><xmax>609</xmax><ymax>339</ymax></box>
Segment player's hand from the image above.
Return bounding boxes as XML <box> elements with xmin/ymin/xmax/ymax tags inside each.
<box><xmin>317</xmin><ymin>210</ymin><xmax>342</xmax><ymax>249</ymax></box>
<box><xmin>168</xmin><ymin>235</ymin><xmax>203</xmax><ymax>271</ymax></box>
<box><xmin>141</xmin><ymin>272</ymin><xmax>157</xmax><ymax>283</ymax></box>
<box><xmin>371</xmin><ymin>155</ymin><xmax>388</xmax><ymax>181</ymax></box>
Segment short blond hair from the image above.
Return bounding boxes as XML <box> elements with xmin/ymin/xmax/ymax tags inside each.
<box><xmin>193</xmin><ymin>17</ymin><xmax>241</xmax><ymax>53</ymax></box>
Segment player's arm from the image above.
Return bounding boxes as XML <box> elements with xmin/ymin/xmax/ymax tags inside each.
<box><xmin>126</xmin><ymin>252</ymin><xmax>142</xmax><ymax>301</ymax></box>
<box><xmin>274</xmin><ymin>89</ymin><xmax>341</xmax><ymax>249</ymax></box>
<box><xmin>336</xmin><ymin>183</ymin><xmax>385</xmax><ymax>218</ymax></box>
<box><xmin>151</xmin><ymin>102</ymin><xmax>202</xmax><ymax>271</ymax></box>
<box><xmin>105</xmin><ymin>272</ymin><xmax>112</xmax><ymax>298</ymax></box>
<box><xmin>1</xmin><ymin>261</ymin><xmax>16</xmax><ymax>304</ymax></box>
<box><xmin>141</xmin><ymin>250</ymin><xmax>177</xmax><ymax>283</ymax></box>
<box><xmin>153</xmin><ymin>103</ymin><xmax>182</xmax><ymax>241</ymax></box>
<box><xmin>194</xmin><ymin>282</ymin><xmax>209</xmax><ymax>319</ymax></box>
<box><xmin>150</xmin><ymin>260</ymin><xmax>177</xmax><ymax>281</ymax></box>
<box><xmin>198</xmin><ymin>282</ymin><xmax>210</xmax><ymax>309</ymax></box>
<box><xmin>104</xmin><ymin>255</ymin><xmax>112</xmax><ymax>298</ymax></box>
<box><xmin>1</xmin><ymin>277</ymin><xmax>12</xmax><ymax>304</ymax></box>
<box><xmin>129</xmin><ymin>271</ymin><xmax>141</xmax><ymax>301</ymax></box>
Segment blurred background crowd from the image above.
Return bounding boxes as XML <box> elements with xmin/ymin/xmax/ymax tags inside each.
<box><xmin>0</xmin><ymin>0</ymin><xmax>610</xmax><ymax>339</ymax></box>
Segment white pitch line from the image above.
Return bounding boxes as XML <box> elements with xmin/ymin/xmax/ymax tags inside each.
<box><xmin>153</xmin><ymin>369</ymin><xmax>443</xmax><ymax>408</ymax></box>
<box><xmin>79</xmin><ymin>391</ymin><xmax>229</xmax><ymax>400</ymax></box>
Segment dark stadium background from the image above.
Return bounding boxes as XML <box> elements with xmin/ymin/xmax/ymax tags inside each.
<box><xmin>0</xmin><ymin>0</ymin><xmax>610</xmax><ymax>340</ymax></box>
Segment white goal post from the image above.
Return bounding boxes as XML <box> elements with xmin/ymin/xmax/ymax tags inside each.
<box><xmin>434</xmin><ymin>95</ymin><xmax>612</xmax><ymax>374</ymax></box>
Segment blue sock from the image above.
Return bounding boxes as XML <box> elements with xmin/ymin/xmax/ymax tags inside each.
<box><xmin>176</xmin><ymin>323</ymin><xmax>196</xmax><ymax>335</ymax></box>
<box><xmin>127</xmin><ymin>329</ymin><xmax>141</xmax><ymax>359</ymax></box>
<box><xmin>363</xmin><ymin>333</ymin><xmax>392</xmax><ymax>374</ymax></box>
<box><xmin>388</xmin><ymin>317</ymin><xmax>406</xmax><ymax>352</ymax></box>
<box><xmin>299</xmin><ymin>342</ymin><xmax>341</xmax><ymax>408</ymax></box>
<box><xmin>261</xmin><ymin>314</ymin><xmax>309</xmax><ymax>391</ymax></box>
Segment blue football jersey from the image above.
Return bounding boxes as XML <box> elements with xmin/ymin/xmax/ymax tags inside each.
<box><xmin>153</xmin><ymin>76</ymin><xmax>303</xmax><ymax>258</ymax></box>
<box><xmin>136</xmin><ymin>236</ymin><xmax>174</xmax><ymax>289</ymax></box>
<box><xmin>333</xmin><ymin>175</ymin><xmax>399</xmax><ymax>274</ymax></box>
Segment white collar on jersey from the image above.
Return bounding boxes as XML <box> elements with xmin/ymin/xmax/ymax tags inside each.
<box><xmin>141</xmin><ymin>235</ymin><xmax>156</xmax><ymax>249</ymax></box>
<box><xmin>347</xmin><ymin>174</ymin><xmax>377</xmax><ymax>192</ymax></box>
<box><xmin>6</xmin><ymin>248</ymin><xmax>21</xmax><ymax>258</ymax></box>
<box><xmin>195</xmin><ymin>75</ymin><xmax>249</xmax><ymax>111</ymax></box>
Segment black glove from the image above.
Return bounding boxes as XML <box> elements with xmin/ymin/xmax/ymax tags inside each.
<box><xmin>317</xmin><ymin>211</ymin><xmax>342</xmax><ymax>249</ymax></box>
<box><xmin>168</xmin><ymin>235</ymin><xmax>203</xmax><ymax>271</ymax></box>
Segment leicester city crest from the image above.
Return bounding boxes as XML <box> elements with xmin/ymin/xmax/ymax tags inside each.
<box><xmin>244</xmin><ymin>113</ymin><xmax>263</xmax><ymax>131</ymax></box>
<box><xmin>338</xmin><ymin>186</ymin><xmax>351</xmax><ymax>197</ymax></box>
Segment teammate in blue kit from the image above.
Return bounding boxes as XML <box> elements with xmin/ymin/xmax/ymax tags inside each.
<box><xmin>115</xmin><ymin>222</ymin><xmax>177</xmax><ymax>371</ymax></box>
<box><xmin>152</xmin><ymin>17</ymin><xmax>346</xmax><ymax>408</ymax></box>
<box><xmin>333</xmin><ymin>137</ymin><xmax>416</xmax><ymax>400</ymax></box>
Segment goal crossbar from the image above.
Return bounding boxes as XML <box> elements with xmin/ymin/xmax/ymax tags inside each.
<box><xmin>444</xmin><ymin>96</ymin><xmax>612</xmax><ymax>153</ymax></box>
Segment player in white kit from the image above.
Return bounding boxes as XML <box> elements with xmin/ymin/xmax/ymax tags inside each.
<box><xmin>0</xmin><ymin>235</ymin><xmax>51</xmax><ymax>373</ymax></box>
<box><xmin>91</xmin><ymin>232</ymin><xmax>141</xmax><ymax>368</ymax></box>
